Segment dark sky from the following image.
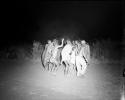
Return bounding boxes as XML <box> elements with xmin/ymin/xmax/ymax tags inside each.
<box><xmin>2</xmin><ymin>1</ymin><xmax>123</xmax><ymax>46</ymax></box>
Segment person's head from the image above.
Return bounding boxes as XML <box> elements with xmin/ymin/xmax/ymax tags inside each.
<box><xmin>67</xmin><ymin>40</ymin><xmax>71</xmax><ymax>44</ymax></box>
<box><xmin>47</xmin><ymin>40</ymin><xmax>51</xmax><ymax>44</ymax></box>
<box><xmin>75</xmin><ymin>40</ymin><xmax>78</xmax><ymax>44</ymax></box>
<box><xmin>72</xmin><ymin>41</ymin><xmax>75</xmax><ymax>45</ymax></box>
<box><xmin>81</xmin><ymin>40</ymin><xmax>86</xmax><ymax>44</ymax></box>
<box><xmin>53</xmin><ymin>39</ymin><xmax>58</xmax><ymax>45</ymax></box>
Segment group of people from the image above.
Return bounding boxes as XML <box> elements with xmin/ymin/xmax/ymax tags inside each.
<box><xmin>41</xmin><ymin>38</ymin><xmax>90</xmax><ymax>77</ymax></box>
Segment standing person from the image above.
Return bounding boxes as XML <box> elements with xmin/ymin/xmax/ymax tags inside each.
<box><xmin>75</xmin><ymin>40</ymin><xmax>81</xmax><ymax>54</ymax></box>
<box><xmin>69</xmin><ymin>46</ymin><xmax>77</xmax><ymax>75</ymax></box>
<box><xmin>75</xmin><ymin>44</ymin><xmax>88</xmax><ymax>77</ymax></box>
<box><xmin>41</xmin><ymin>41</ymin><xmax>50</xmax><ymax>69</ymax></box>
<box><xmin>81</xmin><ymin>40</ymin><xmax>90</xmax><ymax>65</ymax></box>
<box><xmin>61</xmin><ymin>39</ymin><xmax>74</xmax><ymax>75</ymax></box>
<box><xmin>49</xmin><ymin>38</ymin><xmax>64</xmax><ymax>72</ymax></box>
<box><xmin>42</xmin><ymin>40</ymin><xmax>54</xmax><ymax>71</ymax></box>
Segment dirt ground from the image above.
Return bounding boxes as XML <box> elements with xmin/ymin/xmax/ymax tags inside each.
<box><xmin>0</xmin><ymin>59</ymin><xmax>122</xmax><ymax>100</ymax></box>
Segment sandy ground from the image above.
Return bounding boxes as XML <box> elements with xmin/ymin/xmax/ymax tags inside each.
<box><xmin>0</xmin><ymin>59</ymin><xmax>122</xmax><ymax>100</ymax></box>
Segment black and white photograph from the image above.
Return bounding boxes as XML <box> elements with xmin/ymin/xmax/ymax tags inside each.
<box><xmin>0</xmin><ymin>1</ymin><xmax>124</xmax><ymax>100</ymax></box>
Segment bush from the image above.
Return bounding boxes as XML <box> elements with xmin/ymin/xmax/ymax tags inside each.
<box><xmin>90</xmin><ymin>39</ymin><xmax>120</xmax><ymax>63</ymax></box>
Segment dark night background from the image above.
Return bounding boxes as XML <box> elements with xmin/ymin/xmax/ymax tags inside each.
<box><xmin>0</xmin><ymin>1</ymin><xmax>124</xmax><ymax>100</ymax></box>
<box><xmin>2</xmin><ymin>1</ymin><xmax>123</xmax><ymax>47</ymax></box>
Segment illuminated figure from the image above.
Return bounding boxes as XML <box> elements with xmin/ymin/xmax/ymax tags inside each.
<box><xmin>75</xmin><ymin>46</ymin><xmax>88</xmax><ymax>76</ymax></box>
<box><xmin>41</xmin><ymin>41</ymin><xmax>50</xmax><ymax>68</ymax></box>
<box><xmin>42</xmin><ymin>40</ymin><xmax>54</xmax><ymax>70</ymax></box>
<box><xmin>81</xmin><ymin>40</ymin><xmax>90</xmax><ymax>64</ymax></box>
<box><xmin>70</xmin><ymin>40</ymin><xmax>90</xmax><ymax>76</ymax></box>
<box><xmin>69</xmin><ymin>46</ymin><xmax>77</xmax><ymax>74</ymax></box>
<box><xmin>41</xmin><ymin>38</ymin><xmax>90</xmax><ymax>77</ymax></box>
<box><xmin>49</xmin><ymin>38</ymin><xmax>64</xmax><ymax>71</ymax></box>
<box><xmin>60</xmin><ymin>39</ymin><xmax>90</xmax><ymax>76</ymax></box>
<box><xmin>61</xmin><ymin>39</ymin><xmax>73</xmax><ymax>74</ymax></box>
